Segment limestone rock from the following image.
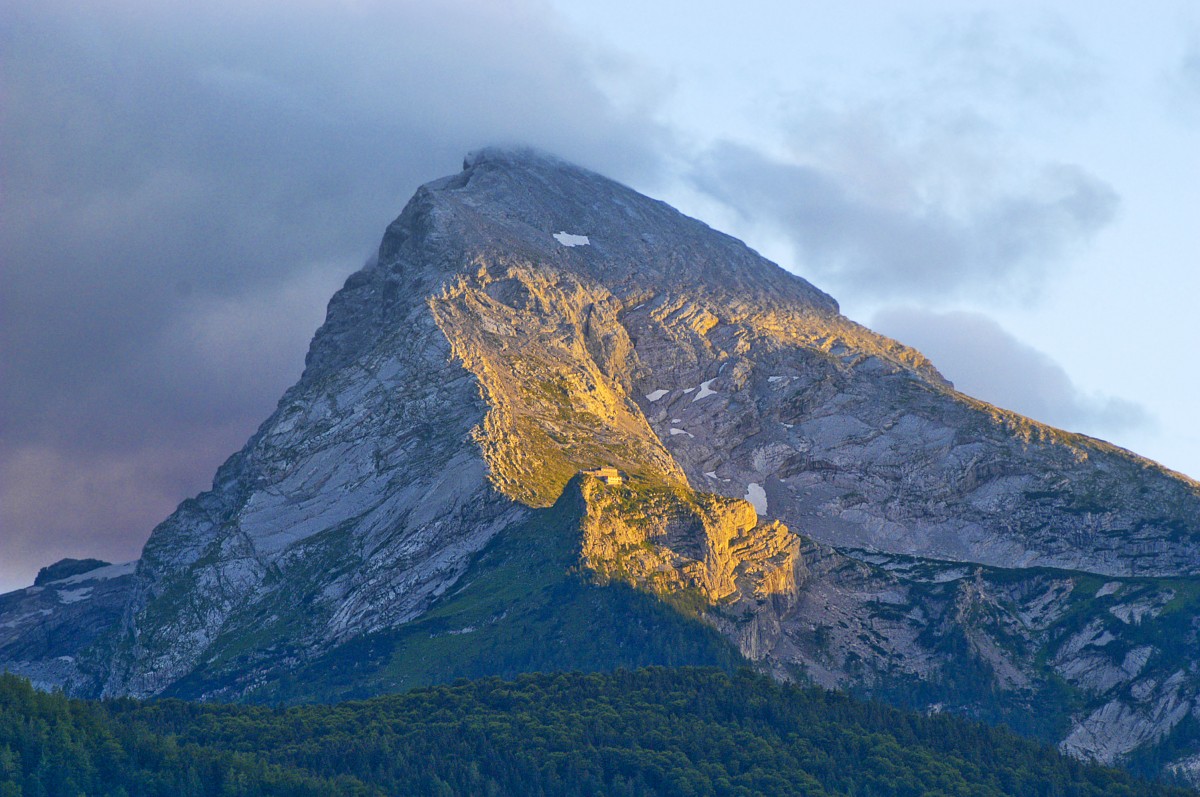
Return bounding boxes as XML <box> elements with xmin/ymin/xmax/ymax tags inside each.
<box><xmin>5</xmin><ymin>147</ymin><xmax>1200</xmax><ymax>780</ymax></box>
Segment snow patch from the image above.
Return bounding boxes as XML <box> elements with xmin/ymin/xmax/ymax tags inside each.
<box><xmin>704</xmin><ymin>471</ymin><xmax>718</xmax><ymax>480</ymax></box>
<box><xmin>51</xmin><ymin>560</ymin><xmax>137</xmax><ymax>586</ymax></box>
<box><xmin>768</xmin><ymin>376</ymin><xmax>787</xmax><ymax>383</ymax></box>
<box><xmin>553</xmin><ymin>231</ymin><xmax>589</xmax><ymax>247</ymax></box>
<box><xmin>744</xmin><ymin>483</ymin><xmax>768</xmax><ymax>515</ymax></box>
<box><xmin>682</xmin><ymin>387</ymin><xmax>696</xmax><ymax>394</ymax></box>
<box><xmin>693</xmin><ymin>379</ymin><xmax>717</xmax><ymax>401</ymax></box>
<box><xmin>669</xmin><ymin>428</ymin><xmax>694</xmax><ymax>438</ymax></box>
<box><xmin>645</xmin><ymin>389</ymin><xmax>669</xmax><ymax>402</ymax></box>
<box><xmin>57</xmin><ymin>587</ymin><xmax>93</xmax><ymax>604</ymax></box>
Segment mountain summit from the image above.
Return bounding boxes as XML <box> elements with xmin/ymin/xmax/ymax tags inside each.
<box><xmin>5</xmin><ymin>148</ymin><xmax>1200</xmax><ymax>780</ymax></box>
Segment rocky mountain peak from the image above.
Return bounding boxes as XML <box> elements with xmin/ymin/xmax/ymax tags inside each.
<box><xmin>5</xmin><ymin>148</ymin><xmax>1200</xmax><ymax>783</ymax></box>
<box><xmin>461</xmin><ymin>144</ymin><xmax>577</xmax><ymax>172</ymax></box>
<box><xmin>100</xmin><ymin>148</ymin><xmax>1200</xmax><ymax>696</ymax></box>
<box><xmin>379</xmin><ymin>144</ymin><xmax>841</xmax><ymax>313</ymax></box>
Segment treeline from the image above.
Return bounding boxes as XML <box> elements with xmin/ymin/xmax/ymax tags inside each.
<box><xmin>2</xmin><ymin>668</ymin><xmax>1194</xmax><ymax>796</ymax></box>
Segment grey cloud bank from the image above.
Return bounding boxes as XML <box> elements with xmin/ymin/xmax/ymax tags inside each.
<box><xmin>0</xmin><ymin>0</ymin><xmax>666</xmax><ymax>592</ymax></box>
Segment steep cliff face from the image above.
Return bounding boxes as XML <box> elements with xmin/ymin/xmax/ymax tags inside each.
<box><xmin>7</xmin><ymin>147</ymin><xmax>1200</xmax><ymax>782</ymax></box>
<box><xmin>756</xmin><ymin>549</ymin><xmax>1200</xmax><ymax>769</ymax></box>
<box><xmin>99</xmin><ymin>174</ymin><xmax>530</xmax><ymax>698</ymax></box>
<box><xmin>429</xmin><ymin>262</ymin><xmax>684</xmax><ymax>505</ymax></box>
<box><xmin>579</xmin><ymin>475</ymin><xmax>801</xmax><ymax>615</ymax></box>
<box><xmin>615</xmin><ymin>287</ymin><xmax>1199</xmax><ymax>577</ymax></box>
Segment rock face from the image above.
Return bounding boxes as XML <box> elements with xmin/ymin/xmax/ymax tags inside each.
<box><xmin>34</xmin><ymin>558</ymin><xmax>112</xmax><ymax>586</ymax></box>
<box><xmin>4</xmin><ymin>147</ymin><xmax>1200</xmax><ymax>781</ymax></box>
<box><xmin>579</xmin><ymin>474</ymin><xmax>803</xmax><ymax>617</ymax></box>
<box><xmin>0</xmin><ymin>561</ymin><xmax>135</xmax><ymax>692</ymax></box>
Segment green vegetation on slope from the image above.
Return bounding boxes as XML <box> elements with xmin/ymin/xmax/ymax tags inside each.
<box><xmin>180</xmin><ymin>481</ymin><xmax>742</xmax><ymax>704</ymax></box>
<box><xmin>3</xmin><ymin>668</ymin><xmax>1194</xmax><ymax>797</ymax></box>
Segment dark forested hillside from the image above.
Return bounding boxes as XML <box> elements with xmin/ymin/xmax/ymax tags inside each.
<box><xmin>2</xmin><ymin>668</ymin><xmax>1194</xmax><ymax>797</ymax></box>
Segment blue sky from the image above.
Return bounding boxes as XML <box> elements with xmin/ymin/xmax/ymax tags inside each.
<box><xmin>550</xmin><ymin>0</ymin><xmax>1200</xmax><ymax>478</ymax></box>
<box><xmin>2</xmin><ymin>0</ymin><xmax>1197</xmax><ymax>591</ymax></box>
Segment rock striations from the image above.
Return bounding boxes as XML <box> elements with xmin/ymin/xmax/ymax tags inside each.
<box><xmin>4</xmin><ymin>147</ymin><xmax>1200</xmax><ymax>781</ymax></box>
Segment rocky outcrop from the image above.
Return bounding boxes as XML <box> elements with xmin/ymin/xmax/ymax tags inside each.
<box><xmin>1061</xmin><ymin>672</ymin><xmax>1193</xmax><ymax>765</ymax></box>
<box><xmin>578</xmin><ymin>474</ymin><xmax>802</xmax><ymax>628</ymax></box>
<box><xmin>430</xmin><ymin>262</ymin><xmax>684</xmax><ymax>505</ymax></box>
<box><xmin>34</xmin><ymin>558</ymin><xmax>112</xmax><ymax>586</ymax></box>
<box><xmin>433</xmin><ymin>147</ymin><xmax>1199</xmax><ymax>578</ymax></box>
<box><xmin>625</xmin><ymin>300</ymin><xmax>1200</xmax><ymax>578</ymax></box>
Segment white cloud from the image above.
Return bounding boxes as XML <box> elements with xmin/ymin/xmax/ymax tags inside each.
<box><xmin>871</xmin><ymin>307</ymin><xmax>1149</xmax><ymax>435</ymax></box>
<box><xmin>693</xmin><ymin>142</ymin><xmax>1116</xmax><ymax>301</ymax></box>
<box><xmin>1169</xmin><ymin>40</ymin><xmax>1200</xmax><ymax>111</ymax></box>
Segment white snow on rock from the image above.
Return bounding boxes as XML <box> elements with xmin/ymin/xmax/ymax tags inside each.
<box><xmin>51</xmin><ymin>561</ymin><xmax>138</xmax><ymax>586</ymax></box>
<box><xmin>704</xmin><ymin>471</ymin><xmax>719</xmax><ymax>480</ymax></box>
<box><xmin>669</xmin><ymin>428</ymin><xmax>695</xmax><ymax>438</ymax></box>
<box><xmin>768</xmin><ymin>376</ymin><xmax>787</xmax><ymax>383</ymax></box>
<box><xmin>693</xmin><ymin>379</ymin><xmax>717</xmax><ymax>401</ymax></box>
<box><xmin>683</xmin><ymin>387</ymin><xmax>696</xmax><ymax>394</ymax></box>
<box><xmin>57</xmin><ymin>587</ymin><xmax>94</xmax><ymax>604</ymax></box>
<box><xmin>645</xmin><ymin>389</ymin><xmax>669</xmax><ymax>402</ymax></box>
<box><xmin>744</xmin><ymin>482</ymin><xmax>768</xmax><ymax>515</ymax></box>
<box><xmin>553</xmin><ymin>231</ymin><xmax>590</xmax><ymax>247</ymax></box>
<box><xmin>671</xmin><ymin>418</ymin><xmax>681</xmax><ymax>423</ymax></box>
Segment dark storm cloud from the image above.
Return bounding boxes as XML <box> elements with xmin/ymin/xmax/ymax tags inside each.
<box><xmin>871</xmin><ymin>307</ymin><xmax>1149</xmax><ymax>434</ymax></box>
<box><xmin>0</xmin><ymin>0</ymin><xmax>670</xmax><ymax>591</ymax></box>
<box><xmin>692</xmin><ymin>141</ymin><xmax>1117</xmax><ymax>301</ymax></box>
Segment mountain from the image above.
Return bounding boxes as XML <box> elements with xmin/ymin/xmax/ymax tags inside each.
<box><xmin>0</xmin><ymin>561</ymin><xmax>135</xmax><ymax>692</ymax></box>
<box><xmin>3</xmin><ymin>147</ymin><xmax>1199</xmax><ymax>782</ymax></box>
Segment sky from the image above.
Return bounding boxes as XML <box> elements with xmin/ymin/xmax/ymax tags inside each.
<box><xmin>2</xmin><ymin>0</ymin><xmax>1197</xmax><ymax>593</ymax></box>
